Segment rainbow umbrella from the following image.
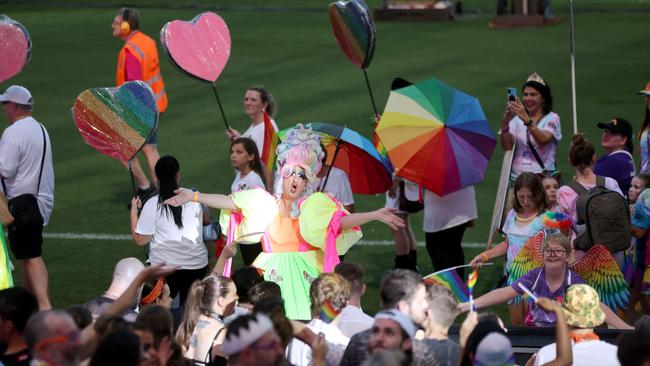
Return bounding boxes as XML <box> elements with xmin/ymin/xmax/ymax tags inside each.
<box><xmin>376</xmin><ymin>77</ymin><xmax>496</xmax><ymax>196</ymax></box>
<box><xmin>279</xmin><ymin>122</ymin><xmax>393</xmax><ymax>194</ymax></box>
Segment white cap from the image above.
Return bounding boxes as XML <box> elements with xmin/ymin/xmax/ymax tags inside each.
<box><xmin>221</xmin><ymin>313</ymin><xmax>274</xmax><ymax>356</ymax></box>
<box><xmin>0</xmin><ymin>85</ymin><xmax>33</xmax><ymax>105</ymax></box>
<box><xmin>374</xmin><ymin>309</ymin><xmax>417</xmax><ymax>339</ymax></box>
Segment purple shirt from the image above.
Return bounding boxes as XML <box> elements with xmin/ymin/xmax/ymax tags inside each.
<box><xmin>594</xmin><ymin>150</ymin><xmax>635</xmax><ymax>197</ymax></box>
<box><xmin>512</xmin><ymin>267</ymin><xmax>585</xmax><ymax>327</ymax></box>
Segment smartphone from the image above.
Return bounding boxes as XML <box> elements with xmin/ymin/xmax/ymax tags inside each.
<box><xmin>507</xmin><ymin>87</ymin><xmax>517</xmax><ymax>102</ymax></box>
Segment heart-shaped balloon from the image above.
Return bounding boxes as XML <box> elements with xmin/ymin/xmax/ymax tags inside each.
<box><xmin>328</xmin><ymin>0</ymin><xmax>376</xmax><ymax>69</ymax></box>
<box><xmin>72</xmin><ymin>81</ymin><xmax>159</xmax><ymax>162</ymax></box>
<box><xmin>161</xmin><ymin>12</ymin><xmax>231</xmax><ymax>83</ymax></box>
<box><xmin>0</xmin><ymin>15</ymin><xmax>31</xmax><ymax>83</ymax></box>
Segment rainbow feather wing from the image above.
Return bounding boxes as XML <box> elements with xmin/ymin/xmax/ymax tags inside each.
<box><xmin>571</xmin><ymin>245</ymin><xmax>630</xmax><ymax>313</ymax></box>
<box><xmin>507</xmin><ymin>231</ymin><xmax>545</xmax><ymax>286</ymax></box>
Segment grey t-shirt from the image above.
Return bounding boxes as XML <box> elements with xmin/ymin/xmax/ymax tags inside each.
<box><xmin>421</xmin><ymin>338</ymin><xmax>460</xmax><ymax>366</ymax></box>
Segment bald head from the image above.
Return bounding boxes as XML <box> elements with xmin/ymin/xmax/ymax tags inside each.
<box><xmin>25</xmin><ymin>310</ymin><xmax>80</xmax><ymax>364</ymax></box>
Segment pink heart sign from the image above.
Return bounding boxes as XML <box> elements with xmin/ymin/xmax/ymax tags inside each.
<box><xmin>161</xmin><ymin>12</ymin><xmax>231</xmax><ymax>83</ymax></box>
<box><xmin>0</xmin><ymin>15</ymin><xmax>31</xmax><ymax>83</ymax></box>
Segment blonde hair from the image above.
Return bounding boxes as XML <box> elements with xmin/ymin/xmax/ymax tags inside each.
<box><xmin>309</xmin><ymin>273</ymin><xmax>351</xmax><ymax>317</ymax></box>
<box><xmin>426</xmin><ymin>285</ymin><xmax>459</xmax><ymax>329</ymax></box>
<box><xmin>542</xmin><ymin>233</ymin><xmax>572</xmax><ymax>253</ymax></box>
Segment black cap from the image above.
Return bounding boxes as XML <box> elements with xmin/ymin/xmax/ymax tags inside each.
<box><xmin>597</xmin><ymin>117</ymin><xmax>634</xmax><ymax>153</ymax></box>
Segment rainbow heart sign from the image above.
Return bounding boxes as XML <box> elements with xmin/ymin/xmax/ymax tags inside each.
<box><xmin>328</xmin><ymin>0</ymin><xmax>376</xmax><ymax>69</ymax></box>
<box><xmin>160</xmin><ymin>12</ymin><xmax>231</xmax><ymax>83</ymax></box>
<box><xmin>0</xmin><ymin>15</ymin><xmax>32</xmax><ymax>83</ymax></box>
<box><xmin>72</xmin><ymin>81</ymin><xmax>159</xmax><ymax>162</ymax></box>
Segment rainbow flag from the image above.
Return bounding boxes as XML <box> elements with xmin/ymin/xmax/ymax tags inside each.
<box><xmin>423</xmin><ymin>270</ymin><xmax>469</xmax><ymax>303</ymax></box>
<box><xmin>260</xmin><ymin>111</ymin><xmax>279</xmax><ymax>171</ymax></box>
<box><xmin>319</xmin><ymin>299</ymin><xmax>340</xmax><ymax>323</ymax></box>
<box><xmin>372</xmin><ymin>120</ymin><xmax>388</xmax><ymax>159</ymax></box>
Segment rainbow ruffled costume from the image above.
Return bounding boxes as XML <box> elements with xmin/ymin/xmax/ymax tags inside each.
<box><xmin>220</xmin><ymin>188</ymin><xmax>361</xmax><ymax>319</ymax></box>
<box><xmin>0</xmin><ymin>225</ymin><xmax>13</xmax><ymax>290</ymax></box>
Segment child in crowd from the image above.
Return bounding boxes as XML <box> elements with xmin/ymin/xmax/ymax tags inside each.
<box><xmin>542</xmin><ymin>174</ymin><xmax>560</xmax><ymax>212</ymax></box>
<box><xmin>470</xmin><ymin>172</ymin><xmax>548</xmax><ymax>325</ymax></box>
<box><xmin>229</xmin><ymin>137</ymin><xmax>266</xmax><ymax>193</ymax></box>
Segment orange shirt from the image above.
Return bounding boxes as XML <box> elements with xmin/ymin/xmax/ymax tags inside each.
<box><xmin>265</xmin><ymin>214</ymin><xmax>318</xmax><ymax>253</ymax></box>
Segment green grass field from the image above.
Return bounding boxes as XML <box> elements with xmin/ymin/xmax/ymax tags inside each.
<box><xmin>2</xmin><ymin>0</ymin><xmax>649</xmax><ymax>320</ymax></box>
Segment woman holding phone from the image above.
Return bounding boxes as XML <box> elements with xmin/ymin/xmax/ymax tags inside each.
<box><xmin>500</xmin><ymin>73</ymin><xmax>562</xmax><ymax>183</ymax></box>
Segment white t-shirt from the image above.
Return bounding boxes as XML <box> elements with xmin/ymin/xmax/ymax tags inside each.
<box><xmin>315</xmin><ymin>166</ymin><xmax>354</xmax><ymax>206</ymax></box>
<box><xmin>286</xmin><ymin>318</ymin><xmax>349</xmax><ymax>366</ymax></box>
<box><xmin>535</xmin><ymin>340</ymin><xmax>620</xmax><ymax>366</ymax></box>
<box><xmin>423</xmin><ymin>186</ymin><xmax>477</xmax><ymax>233</ymax></box>
<box><xmin>508</xmin><ymin>112</ymin><xmax>562</xmax><ymax>181</ymax></box>
<box><xmin>242</xmin><ymin>118</ymin><xmax>279</xmax><ymax>157</ymax></box>
<box><xmin>0</xmin><ymin>116</ymin><xmax>55</xmax><ymax>224</ymax></box>
<box><xmin>231</xmin><ymin>170</ymin><xmax>265</xmax><ymax>193</ymax></box>
<box><xmin>336</xmin><ymin>305</ymin><xmax>373</xmax><ymax>338</ymax></box>
<box><xmin>136</xmin><ymin>195</ymin><xmax>208</xmax><ymax>269</ymax></box>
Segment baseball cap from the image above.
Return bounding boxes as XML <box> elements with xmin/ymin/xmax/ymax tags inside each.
<box><xmin>374</xmin><ymin>309</ymin><xmax>416</xmax><ymax>339</ymax></box>
<box><xmin>473</xmin><ymin>332</ymin><xmax>516</xmax><ymax>366</ymax></box>
<box><xmin>0</xmin><ymin>85</ymin><xmax>33</xmax><ymax>105</ymax></box>
<box><xmin>597</xmin><ymin>117</ymin><xmax>633</xmax><ymax>142</ymax></box>
<box><xmin>638</xmin><ymin>81</ymin><xmax>650</xmax><ymax>95</ymax></box>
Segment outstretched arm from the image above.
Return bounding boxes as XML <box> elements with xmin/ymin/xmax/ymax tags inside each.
<box><xmin>340</xmin><ymin>207</ymin><xmax>405</xmax><ymax>231</ymax></box>
<box><xmin>601</xmin><ymin>303</ymin><xmax>633</xmax><ymax>329</ymax></box>
<box><xmin>458</xmin><ymin>286</ymin><xmax>518</xmax><ymax>313</ymax></box>
<box><xmin>164</xmin><ymin>188</ymin><xmax>237</xmax><ymax>211</ymax></box>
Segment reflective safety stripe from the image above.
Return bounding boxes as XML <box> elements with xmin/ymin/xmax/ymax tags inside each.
<box><xmin>145</xmin><ymin>73</ymin><xmax>161</xmax><ymax>85</ymax></box>
<box><xmin>154</xmin><ymin>88</ymin><xmax>166</xmax><ymax>100</ymax></box>
<box><xmin>126</xmin><ymin>42</ymin><xmax>145</xmax><ymax>60</ymax></box>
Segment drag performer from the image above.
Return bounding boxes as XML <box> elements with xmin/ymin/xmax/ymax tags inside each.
<box><xmin>165</xmin><ymin>124</ymin><xmax>404</xmax><ymax>319</ymax></box>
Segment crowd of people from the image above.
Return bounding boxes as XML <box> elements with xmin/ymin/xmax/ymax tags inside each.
<box><xmin>2</xmin><ymin>5</ymin><xmax>650</xmax><ymax>366</ymax></box>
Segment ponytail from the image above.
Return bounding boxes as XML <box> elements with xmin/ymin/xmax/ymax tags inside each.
<box><xmin>155</xmin><ymin>156</ymin><xmax>183</xmax><ymax>228</ymax></box>
<box><xmin>175</xmin><ymin>275</ymin><xmax>233</xmax><ymax>349</ymax></box>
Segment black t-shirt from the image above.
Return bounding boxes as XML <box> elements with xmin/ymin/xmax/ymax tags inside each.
<box><xmin>1</xmin><ymin>348</ymin><xmax>32</xmax><ymax>366</ymax></box>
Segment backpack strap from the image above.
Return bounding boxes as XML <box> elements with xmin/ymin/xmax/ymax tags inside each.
<box><xmin>595</xmin><ymin>175</ymin><xmax>606</xmax><ymax>188</ymax></box>
<box><xmin>566</xmin><ymin>180</ymin><xmax>588</xmax><ymax>196</ymax></box>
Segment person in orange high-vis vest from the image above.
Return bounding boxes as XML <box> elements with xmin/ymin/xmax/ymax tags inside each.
<box><xmin>112</xmin><ymin>7</ymin><xmax>167</xmax><ymax>200</ymax></box>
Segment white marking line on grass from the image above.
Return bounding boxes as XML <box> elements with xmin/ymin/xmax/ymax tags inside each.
<box><xmin>43</xmin><ymin>232</ymin><xmax>484</xmax><ymax>248</ymax></box>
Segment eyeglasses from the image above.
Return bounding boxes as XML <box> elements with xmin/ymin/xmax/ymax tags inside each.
<box><xmin>543</xmin><ymin>248</ymin><xmax>567</xmax><ymax>256</ymax></box>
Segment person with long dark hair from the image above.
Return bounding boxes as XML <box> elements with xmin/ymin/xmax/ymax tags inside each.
<box><xmin>226</xmin><ymin>86</ymin><xmax>278</xmax><ymax>189</ymax></box>
<box><xmin>500</xmin><ymin>73</ymin><xmax>562</xmax><ymax>183</ymax></box>
<box><xmin>230</xmin><ymin>137</ymin><xmax>266</xmax><ymax>193</ymax></box>
<box><xmin>130</xmin><ymin>156</ymin><xmax>208</xmax><ymax>306</ymax></box>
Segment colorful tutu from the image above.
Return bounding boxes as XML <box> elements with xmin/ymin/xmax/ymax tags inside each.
<box><xmin>0</xmin><ymin>225</ymin><xmax>13</xmax><ymax>290</ymax></box>
<box><xmin>253</xmin><ymin>250</ymin><xmax>322</xmax><ymax>320</ymax></box>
